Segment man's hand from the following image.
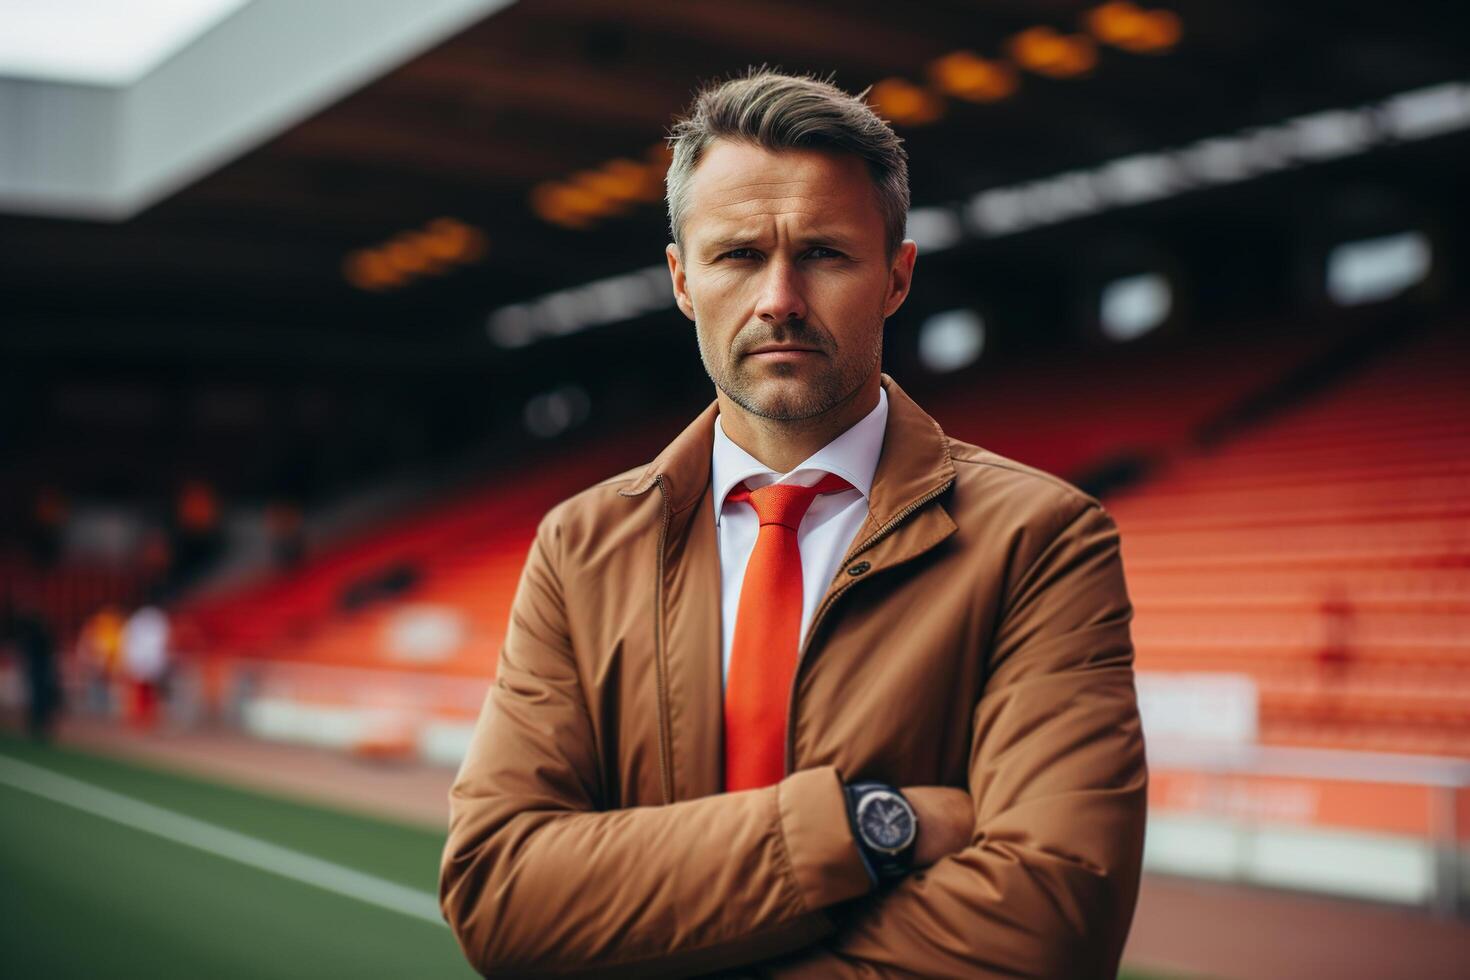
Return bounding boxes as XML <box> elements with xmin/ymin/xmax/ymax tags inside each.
<box><xmin>900</xmin><ymin>786</ymin><xmax>972</xmax><ymax>867</ymax></box>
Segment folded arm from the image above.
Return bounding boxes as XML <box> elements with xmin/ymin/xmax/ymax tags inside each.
<box><xmin>754</xmin><ymin>500</ymin><xmax>1149</xmax><ymax>979</ymax></box>
<box><xmin>438</xmin><ymin>513</ymin><xmax>875</xmax><ymax>979</ymax></box>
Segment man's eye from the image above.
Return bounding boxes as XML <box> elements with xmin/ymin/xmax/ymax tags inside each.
<box><xmin>721</xmin><ymin>248</ymin><xmax>757</xmax><ymax>260</ymax></box>
<box><xmin>807</xmin><ymin>247</ymin><xmax>843</xmax><ymax>259</ymax></box>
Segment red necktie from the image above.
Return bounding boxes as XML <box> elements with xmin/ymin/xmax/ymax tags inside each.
<box><xmin>723</xmin><ymin>472</ymin><xmax>855</xmax><ymax>791</ymax></box>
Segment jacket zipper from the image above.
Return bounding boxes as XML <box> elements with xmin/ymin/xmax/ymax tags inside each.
<box><xmin>783</xmin><ymin>478</ymin><xmax>955</xmax><ymax>775</ymax></box>
<box><xmin>651</xmin><ymin>475</ymin><xmax>675</xmax><ymax>804</ymax></box>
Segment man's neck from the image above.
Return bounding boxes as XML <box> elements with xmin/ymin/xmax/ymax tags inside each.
<box><xmin>716</xmin><ymin>376</ymin><xmax>881</xmax><ymax>474</ymax></box>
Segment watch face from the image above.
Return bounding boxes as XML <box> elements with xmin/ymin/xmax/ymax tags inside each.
<box><xmin>856</xmin><ymin>791</ymin><xmax>916</xmax><ymax>854</ymax></box>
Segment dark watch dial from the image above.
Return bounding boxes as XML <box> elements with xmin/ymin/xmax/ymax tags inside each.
<box><xmin>856</xmin><ymin>791</ymin><xmax>916</xmax><ymax>854</ymax></box>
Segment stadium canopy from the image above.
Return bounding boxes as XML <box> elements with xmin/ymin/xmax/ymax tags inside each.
<box><xmin>0</xmin><ymin>0</ymin><xmax>512</xmax><ymax>219</ymax></box>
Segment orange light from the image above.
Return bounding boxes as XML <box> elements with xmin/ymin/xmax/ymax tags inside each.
<box><xmin>343</xmin><ymin>218</ymin><xmax>486</xmax><ymax>291</ymax></box>
<box><xmin>383</xmin><ymin>233</ymin><xmax>436</xmax><ymax>276</ymax></box>
<box><xmin>1086</xmin><ymin>2</ymin><xmax>1180</xmax><ymax>53</ymax></box>
<box><xmin>343</xmin><ymin>249</ymin><xmax>400</xmax><ymax>290</ymax></box>
<box><xmin>530</xmin><ymin>145</ymin><xmax>672</xmax><ymax>229</ymax></box>
<box><xmin>530</xmin><ymin>182</ymin><xmax>597</xmax><ymax>228</ymax></box>
<box><xmin>1008</xmin><ymin>26</ymin><xmax>1098</xmax><ymax>78</ymax></box>
<box><xmin>402</xmin><ymin>232</ymin><xmax>457</xmax><ymax>276</ymax></box>
<box><xmin>928</xmin><ymin>51</ymin><xmax>1019</xmax><ymax>103</ymax></box>
<box><xmin>600</xmin><ymin>158</ymin><xmax>663</xmax><ymax>203</ymax></box>
<box><xmin>868</xmin><ymin>77</ymin><xmax>944</xmax><ymax>126</ymax></box>
<box><xmin>422</xmin><ymin>217</ymin><xmax>487</xmax><ymax>264</ymax></box>
<box><xmin>569</xmin><ymin>168</ymin><xmax>637</xmax><ymax>215</ymax></box>
<box><xmin>419</xmin><ymin>219</ymin><xmax>466</xmax><ymax>262</ymax></box>
<box><xmin>558</xmin><ymin>182</ymin><xmax>608</xmax><ymax>220</ymax></box>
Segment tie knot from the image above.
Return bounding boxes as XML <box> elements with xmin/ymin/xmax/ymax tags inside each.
<box><xmin>728</xmin><ymin>472</ymin><xmax>854</xmax><ymax>530</ymax></box>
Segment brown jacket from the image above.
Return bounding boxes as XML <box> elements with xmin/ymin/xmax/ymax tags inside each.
<box><xmin>440</xmin><ymin>373</ymin><xmax>1148</xmax><ymax>979</ymax></box>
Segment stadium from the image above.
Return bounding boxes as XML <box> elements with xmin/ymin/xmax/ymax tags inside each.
<box><xmin>1</xmin><ymin>1</ymin><xmax>1467</xmax><ymax>977</ymax></box>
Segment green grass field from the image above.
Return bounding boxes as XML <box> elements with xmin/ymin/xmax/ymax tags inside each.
<box><xmin>0</xmin><ymin>731</ymin><xmax>1177</xmax><ymax>979</ymax></box>
<box><xmin>0</xmin><ymin>731</ymin><xmax>475</xmax><ymax>979</ymax></box>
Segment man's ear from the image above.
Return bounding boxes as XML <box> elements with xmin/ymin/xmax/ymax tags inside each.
<box><xmin>882</xmin><ymin>239</ymin><xmax>919</xmax><ymax>318</ymax></box>
<box><xmin>666</xmin><ymin>243</ymin><xmax>696</xmax><ymax>322</ymax></box>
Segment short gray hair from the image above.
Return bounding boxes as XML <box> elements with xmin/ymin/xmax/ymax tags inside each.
<box><xmin>665</xmin><ymin>69</ymin><xmax>910</xmax><ymax>258</ymax></box>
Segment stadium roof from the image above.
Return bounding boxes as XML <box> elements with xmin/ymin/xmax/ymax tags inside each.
<box><xmin>2</xmin><ymin>0</ymin><xmax>1467</xmax><ymax>370</ymax></box>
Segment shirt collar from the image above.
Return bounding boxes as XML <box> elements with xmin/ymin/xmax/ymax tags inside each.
<box><xmin>711</xmin><ymin>385</ymin><xmax>889</xmax><ymax>525</ymax></box>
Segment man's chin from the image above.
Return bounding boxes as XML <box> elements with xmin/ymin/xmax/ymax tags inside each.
<box><xmin>730</xmin><ymin>377</ymin><xmax>836</xmax><ymax>421</ymax></box>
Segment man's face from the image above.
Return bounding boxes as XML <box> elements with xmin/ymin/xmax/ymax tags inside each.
<box><xmin>667</xmin><ymin>140</ymin><xmax>916</xmax><ymax>421</ymax></box>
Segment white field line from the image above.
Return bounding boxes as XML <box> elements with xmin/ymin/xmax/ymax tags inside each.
<box><xmin>0</xmin><ymin>752</ymin><xmax>445</xmax><ymax>927</ymax></box>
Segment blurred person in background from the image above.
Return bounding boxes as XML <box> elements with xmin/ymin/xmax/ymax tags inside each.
<box><xmin>122</xmin><ymin>596</ymin><xmax>171</xmax><ymax>732</ymax></box>
<box><xmin>77</xmin><ymin>603</ymin><xmax>125</xmax><ymax>717</ymax></box>
<box><xmin>441</xmin><ymin>69</ymin><xmax>1146</xmax><ymax>978</ymax></box>
<box><xmin>2</xmin><ymin>585</ymin><xmax>62</xmax><ymax>742</ymax></box>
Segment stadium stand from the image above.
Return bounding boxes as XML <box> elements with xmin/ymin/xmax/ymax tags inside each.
<box><xmin>174</xmin><ymin>441</ymin><xmax>639</xmax><ymax>666</ymax></box>
<box><xmin>1111</xmin><ymin>321</ymin><xmax>1470</xmax><ymax>757</ymax></box>
<box><xmin>923</xmin><ymin>324</ymin><xmax>1336</xmax><ymax>486</ymax></box>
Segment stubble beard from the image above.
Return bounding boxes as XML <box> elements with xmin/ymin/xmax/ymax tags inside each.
<box><xmin>697</xmin><ymin>314</ymin><xmax>884</xmax><ymax>422</ymax></box>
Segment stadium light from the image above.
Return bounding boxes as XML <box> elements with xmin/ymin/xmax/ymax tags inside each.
<box><xmin>487</xmin><ymin>264</ymin><xmax>673</xmax><ymax>347</ymax></box>
<box><xmin>1326</xmin><ymin>231</ymin><xmax>1432</xmax><ymax>306</ymax></box>
<box><xmin>965</xmin><ymin>81</ymin><xmax>1470</xmax><ymax>239</ymax></box>
<box><xmin>918</xmin><ymin>309</ymin><xmax>986</xmax><ymax>373</ymax></box>
<box><xmin>927</xmin><ymin>51</ymin><xmax>1018</xmax><ymax>103</ymax></box>
<box><xmin>868</xmin><ymin>77</ymin><xmax>945</xmax><ymax>126</ymax></box>
<box><xmin>531</xmin><ymin>144</ymin><xmax>670</xmax><ymax>230</ymax></box>
<box><xmin>1007</xmin><ymin>26</ymin><xmax>1098</xmax><ymax>79</ymax></box>
<box><xmin>1099</xmin><ymin>273</ymin><xmax>1172</xmax><ymax>341</ymax></box>
<box><xmin>344</xmin><ymin>217</ymin><xmax>485</xmax><ymax>292</ymax></box>
<box><xmin>905</xmin><ymin>207</ymin><xmax>965</xmax><ymax>253</ymax></box>
<box><xmin>420</xmin><ymin>217</ymin><xmax>487</xmax><ymax>263</ymax></box>
<box><xmin>1085</xmin><ymin>2</ymin><xmax>1181</xmax><ymax>55</ymax></box>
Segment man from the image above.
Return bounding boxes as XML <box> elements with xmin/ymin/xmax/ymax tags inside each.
<box><xmin>440</xmin><ymin>69</ymin><xmax>1147</xmax><ymax>979</ymax></box>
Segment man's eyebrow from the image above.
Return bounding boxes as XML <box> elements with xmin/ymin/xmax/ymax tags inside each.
<box><xmin>797</xmin><ymin>232</ymin><xmax>861</xmax><ymax>248</ymax></box>
<box><xmin>705</xmin><ymin>235</ymin><xmax>760</xmax><ymax>251</ymax></box>
<box><xmin>698</xmin><ymin>231</ymin><xmax>864</xmax><ymax>252</ymax></box>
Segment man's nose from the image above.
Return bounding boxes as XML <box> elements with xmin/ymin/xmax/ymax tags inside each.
<box><xmin>753</xmin><ymin>258</ymin><xmax>807</xmax><ymax>323</ymax></box>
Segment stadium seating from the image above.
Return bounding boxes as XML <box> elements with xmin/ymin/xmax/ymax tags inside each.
<box><xmin>923</xmin><ymin>325</ymin><xmax>1333</xmax><ymax>481</ymax></box>
<box><xmin>172</xmin><ymin>437</ymin><xmax>642</xmax><ymax>675</ymax></box>
<box><xmin>1109</xmin><ymin>323</ymin><xmax>1470</xmax><ymax>757</ymax></box>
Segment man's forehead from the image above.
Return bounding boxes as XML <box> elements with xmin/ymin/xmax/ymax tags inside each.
<box><xmin>696</xmin><ymin>192</ymin><xmax>847</xmax><ymax>230</ymax></box>
<box><xmin>683</xmin><ymin>141</ymin><xmax>882</xmax><ymax>240</ymax></box>
<box><xmin>690</xmin><ymin>140</ymin><xmax>869</xmax><ymax>195</ymax></box>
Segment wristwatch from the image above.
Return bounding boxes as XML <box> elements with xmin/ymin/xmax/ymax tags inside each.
<box><xmin>843</xmin><ymin>780</ymin><xmax>918</xmax><ymax>885</ymax></box>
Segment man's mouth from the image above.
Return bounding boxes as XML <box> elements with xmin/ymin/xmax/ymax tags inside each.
<box><xmin>746</xmin><ymin>345</ymin><xmax>822</xmax><ymax>358</ymax></box>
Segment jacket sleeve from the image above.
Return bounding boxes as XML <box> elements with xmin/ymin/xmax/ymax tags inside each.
<box><xmin>438</xmin><ymin>510</ymin><xmax>876</xmax><ymax>979</ymax></box>
<box><xmin>753</xmin><ymin>499</ymin><xmax>1149</xmax><ymax>979</ymax></box>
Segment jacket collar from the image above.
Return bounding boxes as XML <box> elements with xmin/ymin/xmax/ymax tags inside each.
<box><xmin>711</xmin><ymin>385</ymin><xmax>887</xmax><ymax>526</ymax></box>
<box><xmin>618</xmin><ymin>373</ymin><xmax>956</xmax><ymax>528</ymax></box>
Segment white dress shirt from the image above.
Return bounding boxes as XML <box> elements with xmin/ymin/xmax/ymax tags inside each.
<box><xmin>711</xmin><ymin>385</ymin><xmax>889</xmax><ymax>686</ymax></box>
